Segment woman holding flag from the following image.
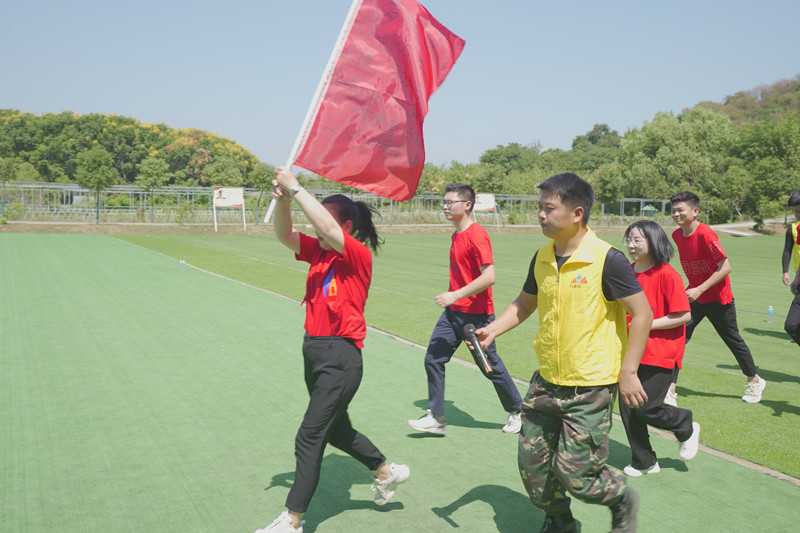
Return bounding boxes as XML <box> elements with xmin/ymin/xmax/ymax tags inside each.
<box><xmin>255</xmin><ymin>168</ymin><xmax>409</xmax><ymax>533</ymax></box>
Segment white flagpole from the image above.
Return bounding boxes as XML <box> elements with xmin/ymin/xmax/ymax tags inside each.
<box><xmin>264</xmin><ymin>0</ymin><xmax>364</xmax><ymax>224</ymax></box>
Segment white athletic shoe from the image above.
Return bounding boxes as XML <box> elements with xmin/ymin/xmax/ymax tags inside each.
<box><xmin>254</xmin><ymin>511</ymin><xmax>304</xmax><ymax>533</ymax></box>
<box><xmin>663</xmin><ymin>390</ymin><xmax>678</xmax><ymax>407</ymax></box>
<box><xmin>408</xmin><ymin>410</ymin><xmax>446</xmax><ymax>434</ymax></box>
<box><xmin>679</xmin><ymin>422</ymin><xmax>701</xmax><ymax>461</ymax></box>
<box><xmin>742</xmin><ymin>378</ymin><xmax>766</xmax><ymax>403</ymax></box>
<box><xmin>502</xmin><ymin>411</ymin><xmax>522</xmax><ymax>434</ymax></box>
<box><xmin>623</xmin><ymin>462</ymin><xmax>661</xmax><ymax>477</ymax></box>
<box><xmin>371</xmin><ymin>463</ymin><xmax>410</xmax><ymax>506</ymax></box>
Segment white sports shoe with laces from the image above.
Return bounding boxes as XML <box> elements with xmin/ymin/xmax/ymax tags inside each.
<box><xmin>371</xmin><ymin>463</ymin><xmax>410</xmax><ymax>506</ymax></box>
<box><xmin>742</xmin><ymin>378</ymin><xmax>766</xmax><ymax>403</ymax></box>
<box><xmin>502</xmin><ymin>411</ymin><xmax>522</xmax><ymax>433</ymax></box>
<box><xmin>254</xmin><ymin>511</ymin><xmax>303</xmax><ymax>533</ymax></box>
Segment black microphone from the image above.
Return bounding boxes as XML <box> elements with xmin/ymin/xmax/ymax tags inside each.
<box><xmin>463</xmin><ymin>323</ymin><xmax>493</xmax><ymax>375</ymax></box>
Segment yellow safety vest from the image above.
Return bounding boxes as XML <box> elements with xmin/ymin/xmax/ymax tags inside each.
<box><xmin>533</xmin><ymin>228</ymin><xmax>628</xmax><ymax>386</ymax></box>
<box><xmin>792</xmin><ymin>222</ymin><xmax>800</xmax><ymax>273</ymax></box>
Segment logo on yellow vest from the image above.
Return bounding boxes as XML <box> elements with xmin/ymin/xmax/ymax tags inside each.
<box><xmin>570</xmin><ymin>272</ymin><xmax>589</xmax><ymax>287</ymax></box>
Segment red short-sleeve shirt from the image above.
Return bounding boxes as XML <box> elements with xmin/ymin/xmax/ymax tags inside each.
<box><xmin>672</xmin><ymin>223</ymin><xmax>733</xmax><ymax>305</ymax></box>
<box><xmin>296</xmin><ymin>231</ymin><xmax>371</xmax><ymax>348</ymax></box>
<box><xmin>630</xmin><ymin>263</ymin><xmax>691</xmax><ymax>369</ymax></box>
<box><xmin>449</xmin><ymin>223</ymin><xmax>494</xmax><ymax>314</ymax></box>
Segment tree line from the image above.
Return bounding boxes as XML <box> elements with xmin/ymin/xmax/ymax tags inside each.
<box><xmin>0</xmin><ymin>110</ymin><xmax>275</xmax><ymax>194</ymax></box>
<box><xmin>414</xmin><ymin>76</ymin><xmax>800</xmax><ymax>224</ymax></box>
<box><xmin>1</xmin><ymin>75</ymin><xmax>799</xmax><ymax>223</ymax></box>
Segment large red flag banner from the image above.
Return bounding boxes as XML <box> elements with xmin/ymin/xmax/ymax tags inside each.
<box><xmin>292</xmin><ymin>0</ymin><xmax>465</xmax><ymax>201</ymax></box>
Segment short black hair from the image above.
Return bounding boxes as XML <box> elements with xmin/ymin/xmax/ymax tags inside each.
<box><xmin>789</xmin><ymin>189</ymin><xmax>800</xmax><ymax>207</ymax></box>
<box><xmin>537</xmin><ymin>173</ymin><xmax>594</xmax><ymax>225</ymax></box>
<box><xmin>624</xmin><ymin>220</ymin><xmax>674</xmax><ymax>266</ymax></box>
<box><xmin>445</xmin><ymin>183</ymin><xmax>476</xmax><ymax>213</ymax></box>
<box><xmin>670</xmin><ymin>191</ymin><xmax>700</xmax><ymax>209</ymax></box>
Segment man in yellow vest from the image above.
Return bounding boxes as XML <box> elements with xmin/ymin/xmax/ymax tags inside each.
<box><xmin>781</xmin><ymin>189</ymin><xmax>800</xmax><ymax>346</ymax></box>
<box><xmin>477</xmin><ymin>173</ymin><xmax>652</xmax><ymax>533</ymax></box>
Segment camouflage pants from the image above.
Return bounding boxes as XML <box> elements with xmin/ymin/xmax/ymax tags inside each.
<box><xmin>518</xmin><ymin>371</ymin><xmax>627</xmax><ymax>515</ymax></box>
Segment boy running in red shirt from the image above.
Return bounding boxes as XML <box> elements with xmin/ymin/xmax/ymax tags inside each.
<box><xmin>669</xmin><ymin>191</ymin><xmax>765</xmax><ymax>404</ymax></box>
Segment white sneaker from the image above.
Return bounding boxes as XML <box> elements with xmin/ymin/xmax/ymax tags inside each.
<box><xmin>502</xmin><ymin>411</ymin><xmax>522</xmax><ymax>433</ymax></box>
<box><xmin>742</xmin><ymin>378</ymin><xmax>766</xmax><ymax>403</ymax></box>
<box><xmin>408</xmin><ymin>410</ymin><xmax>446</xmax><ymax>434</ymax></box>
<box><xmin>623</xmin><ymin>462</ymin><xmax>660</xmax><ymax>477</ymax></box>
<box><xmin>679</xmin><ymin>422</ymin><xmax>701</xmax><ymax>461</ymax></box>
<box><xmin>371</xmin><ymin>463</ymin><xmax>410</xmax><ymax>506</ymax></box>
<box><xmin>254</xmin><ymin>511</ymin><xmax>304</xmax><ymax>533</ymax></box>
<box><xmin>663</xmin><ymin>390</ymin><xmax>678</xmax><ymax>407</ymax></box>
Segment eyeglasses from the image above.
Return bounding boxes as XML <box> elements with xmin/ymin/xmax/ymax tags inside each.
<box><xmin>624</xmin><ymin>238</ymin><xmax>647</xmax><ymax>245</ymax></box>
<box><xmin>441</xmin><ymin>200</ymin><xmax>467</xmax><ymax>207</ymax></box>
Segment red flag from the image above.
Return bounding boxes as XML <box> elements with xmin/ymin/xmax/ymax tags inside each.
<box><xmin>292</xmin><ymin>0</ymin><xmax>465</xmax><ymax>201</ymax></box>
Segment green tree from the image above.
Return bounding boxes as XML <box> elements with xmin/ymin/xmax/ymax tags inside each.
<box><xmin>248</xmin><ymin>161</ymin><xmax>275</xmax><ymax>220</ymax></box>
<box><xmin>203</xmin><ymin>156</ymin><xmax>243</xmax><ymax>186</ymax></box>
<box><xmin>75</xmin><ymin>146</ymin><xmax>118</xmax><ymax>223</ymax></box>
<box><xmin>619</xmin><ymin>108</ymin><xmax>734</xmax><ymax>199</ymax></box>
<box><xmin>479</xmin><ymin>142</ymin><xmax>542</xmax><ymax>175</ymax></box>
<box><xmin>0</xmin><ymin>157</ymin><xmax>18</xmax><ymax>182</ymax></box>
<box><xmin>590</xmin><ymin>162</ymin><xmax>625</xmax><ymax>208</ymax></box>
<box><xmin>136</xmin><ymin>157</ymin><xmax>170</xmax><ymax>222</ymax></box>
<box><xmin>16</xmin><ymin>162</ymin><xmax>41</xmax><ymax>182</ymax></box>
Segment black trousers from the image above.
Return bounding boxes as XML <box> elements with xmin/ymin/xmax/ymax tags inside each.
<box><xmin>784</xmin><ymin>291</ymin><xmax>800</xmax><ymax>345</ymax></box>
<box><xmin>672</xmin><ymin>299</ymin><xmax>758</xmax><ymax>384</ymax></box>
<box><xmin>285</xmin><ymin>335</ymin><xmax>386</xmax><ymax>514</ymax></box>
<box><xmin>620</xmin><ymin>365</ymin><xmax>694</xmax><ymax>470</ymax></box>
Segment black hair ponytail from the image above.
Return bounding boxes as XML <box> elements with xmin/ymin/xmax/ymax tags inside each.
<box><xmin>322</xmin><ymin>194</ymin><xmax>384</xmax><ymax>254</ymax></box>
<box><xmin>353</xmin><ymin>201</ymin><xmax>383</xmax><ymax>254</ymax></box>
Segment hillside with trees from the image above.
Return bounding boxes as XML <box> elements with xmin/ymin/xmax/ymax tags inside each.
<box><xmin>1</xmin><ymin>75</ymin><xmax>799</xmax><ymax>223</ymax></box>
<box><xmin>0</xmin><ymin>110</ymin><xmax>275</xmax><ymax>191</ymax></box>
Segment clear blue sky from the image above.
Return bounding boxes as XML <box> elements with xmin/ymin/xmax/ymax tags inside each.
<box><xmin>3</xmin><ymin>0</ymin><xmax>799</xmax><ymax>168</ymax></box>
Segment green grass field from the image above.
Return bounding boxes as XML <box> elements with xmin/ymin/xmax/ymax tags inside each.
<box><xmin>112</xmin><ymin>228</ymin><xmax>800</xmax><ymax>479</ymax></box>
<box><xmin>2</xmin><ymin>228</ymin><xmax>799</xmax><ymax>532</ymax></box>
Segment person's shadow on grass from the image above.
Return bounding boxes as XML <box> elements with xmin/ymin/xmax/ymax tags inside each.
<box><xmin>431</xmin><ymin>484</ymin><xmax>546</xmax><ymax>532</ymax></box>
<box><xmin>406</xmin><ymin>399</ymin><xmax>502</xmax><ymax>438</ymax></box>
<box><xmin>671</xmin><ymin>384</ymin><xmax>800</xmax><ymax>416</ymax></box>
<box><xmin>263</xmin><ymin>454</ymin><xmax>403</xmax><ymax>532</ymax></box>
<box><xmin>716</xmin><ymin>362</ymin><xmax>800</xmax><ymax>387</ymax></box>
<box><xmin>743</xmin><ymin>326</ymin><xmax>792</xmax><ymax>342</ymax></box>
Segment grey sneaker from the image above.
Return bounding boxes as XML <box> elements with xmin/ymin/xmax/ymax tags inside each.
<box><xmin>610</xmin><ymin>487</ymin><xmax>639</xmax><ymax>532</ymax></box>
<box><xmin>408</xmin><ymin>410</ymin><xmax>446</xmax><ymax>434</ymax></box>
<box><xmin>254</xmin><ymin>511</ymin><xmax>303</xmax><ymax>533</ymax></box>
<box><xmin>742</xmin><ymin>378</ymin><xmax>766</xmax><ymax>403</ymax></box>
<box><xmin>502</xmin><ymin>411</ymin><xmax>522</xmax><ymax>433</ymax></box>
<box><xmin>371</xmin><ymin>463</ymin><xmax>410</xmax><ymax>506</ymax></box>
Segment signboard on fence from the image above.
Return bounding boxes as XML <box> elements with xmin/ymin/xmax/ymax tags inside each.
<box><xmin>474</xmin><ymin>193</ymin><xmax>496</xmax><ymax>212</ymax></box>
<box><xmin>473</xmin><ymin>193</ymin><xmax>504</xmax><ymax>227</ymax></box>
<box><xmin>212</xmin><ymin>186</ymin><xmax>246</xmax><ymax>231</ymax></box>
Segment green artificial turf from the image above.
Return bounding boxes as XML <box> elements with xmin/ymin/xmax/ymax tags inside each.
<box><xmin>115</xmin><ymin>230</ymin><xmax>800</xmax><ymax>479</ymax></box>
<box><xmin>2</xmin><ymin>232</ymin><xmax>798</xmax><ymax>533</ymax></box>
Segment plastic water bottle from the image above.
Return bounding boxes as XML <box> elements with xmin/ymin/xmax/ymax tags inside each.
<box><xmin>179</xmin><ymin>259</ymin><xmax>186</xmax><ymax>271</ymax></box>
<box><xmin>767</xmin><ymin>305</ymin><xmax>774</xmax><ymax>323</ymax></box>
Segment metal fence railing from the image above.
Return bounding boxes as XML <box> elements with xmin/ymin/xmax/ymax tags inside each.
<box><xmin>1</xmin><ymin>182</ymin><xmax>688</xmax><ymax>228</ymax></box>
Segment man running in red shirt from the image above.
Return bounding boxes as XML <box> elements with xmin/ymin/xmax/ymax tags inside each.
<box><xmin>408</xmin><ymin>183</ymin><xmax>522</xmax><ymax>435</ymax></box>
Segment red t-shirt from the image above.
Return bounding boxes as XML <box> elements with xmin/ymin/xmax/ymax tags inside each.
<box><xmin>672</xmin><ymin>223</ymin><xmax>733</xmax><ymax>305</ymax></box>
<box><xmin>449</xmin><ymin>223</ymin><xmax>494</xmax><ymax>314</ymax></box>
<box><xmin>296</xmin><ymin>231</ymin><xmax>371</xmax><ymax>348</ymax></box>
<box><xmin>629</xmin><ymin>262</ymin><xmax>690</xmax><ymax>369</ymax></box>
